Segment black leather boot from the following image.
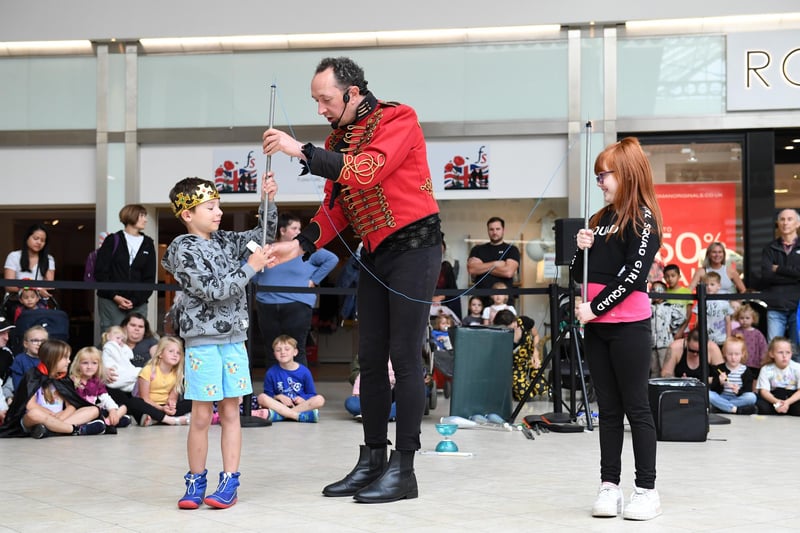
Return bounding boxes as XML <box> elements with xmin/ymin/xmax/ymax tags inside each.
<box><xmin>322</xmin><ymin>445</ymin><xmax>387</xmax><ymax>497</ymax></box>
<box><xmin>353</xmin><ymin>449</ymin><xmax>418</xmax><ymax>503</ymax></box>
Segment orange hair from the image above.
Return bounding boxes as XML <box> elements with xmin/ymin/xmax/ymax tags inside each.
<box><xmin>590</xmin><ymin>137</ymin><xmax>663</xmax><ymax>240</ymax></box>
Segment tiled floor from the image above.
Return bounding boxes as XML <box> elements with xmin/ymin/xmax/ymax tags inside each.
<box><xmin>2</xmin><ymin>375</ymin><xmax>800</xmax><ymax>532</ymax></box>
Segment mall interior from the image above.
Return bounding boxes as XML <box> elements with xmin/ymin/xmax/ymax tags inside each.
<box><xmin>1</xmin><ymin>2</ymin><xmax>800</xmax><ymax>531</ymax></box>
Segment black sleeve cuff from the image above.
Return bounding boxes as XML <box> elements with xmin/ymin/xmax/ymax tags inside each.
<box><xmin>302</xmin><ymin>142</ymin><xmax>344</xmax><ymax>181</ymax></box>
<box><xmin>296</xmin><ymin>231</ymin><xmax>318</xmax><ymax>261</ymax></box>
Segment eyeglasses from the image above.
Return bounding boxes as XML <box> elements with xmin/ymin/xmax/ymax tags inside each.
<box><xmin>686</xmin><ymin>347</ymin><xmax>700</xmax><ymax>355</ymax></box>
<box><xmin>595</xmin><ymin>170</ymin><xmax>615</xmax><ymax>184</ymax></box>
<box><xmin>25</xmin><ymin>338</ymin><xmax>46</xmax><ymax>344</ymax></box>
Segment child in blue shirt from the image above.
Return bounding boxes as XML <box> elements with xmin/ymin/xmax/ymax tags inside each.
<box><xmin>10</xmin><ymin>326</ymin><xmax>48</xmax><ymax>391</ymax></box>
<box><xmin>256</xmin><ymin>334</ymin><xmax>325</xmax><ymax>423</ymax></box>
<box><xmin>431</xmin><ymin>313</ymin><xmax>453</xmax><ymax>351</ymax></box>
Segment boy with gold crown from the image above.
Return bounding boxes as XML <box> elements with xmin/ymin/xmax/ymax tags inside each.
<box><xmin>162</xmin><ymin>173</ymin><xmax>277</xmax><ymax>509</ymax></box>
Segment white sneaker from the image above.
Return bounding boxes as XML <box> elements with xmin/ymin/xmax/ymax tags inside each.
<box><xmin>623</xmin><ymin>486</ymin><xmax>662</xmax><ymax>521</ymax></box>
<box><xmin>591</xmin><ymin>482</ymin><xmax>623</xmax><ymax>517</ymax></box>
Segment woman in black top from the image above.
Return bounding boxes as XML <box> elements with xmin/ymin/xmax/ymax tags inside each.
<box><xmin>94</xmin><ymin>204</ymin><xmax>156</xmax><ymax>335</ymax></box>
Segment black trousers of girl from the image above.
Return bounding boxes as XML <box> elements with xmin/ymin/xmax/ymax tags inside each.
<box><xmin>756</xmin><ymin>388</ymin><xmax>800</xmax><ymax>416</ymax></box>
<box><xmin>584</xmin><ymin>319</ymin><xmax>657</xmax><ymax>489</ymax></box>
<box><xmin>357</xmin><ymin>244</ymin><xmax>441</xmax><ymax>452</ymax></box>
<box><xmin>108</xmin><ymin>388</ymin><xmax>191</xmax><ymax>424</ymax></box>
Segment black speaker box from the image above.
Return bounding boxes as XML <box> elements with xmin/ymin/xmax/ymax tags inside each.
<box><xmin>554</xmin><ymin>218</ymin><xmax>583</xmax><ymax>266</ymax></box>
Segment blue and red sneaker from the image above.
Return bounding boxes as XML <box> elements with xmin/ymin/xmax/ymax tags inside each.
<box><xmin>178</xmin><ymin>469</ymin><xmax>208</xmax><ymax>510</ymax></box>
<box><xmin>204</xmin><ymin>471</ymin><xmax>240</xmax><ymax>509</ymax></box>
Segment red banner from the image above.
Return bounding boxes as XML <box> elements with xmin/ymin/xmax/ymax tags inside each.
<box><xmin>653</xmin><ymin>182</ymin><xmax>738</xmax><ymax>286</ymax></box>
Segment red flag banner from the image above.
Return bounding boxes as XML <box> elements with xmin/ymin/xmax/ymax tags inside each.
<box><xmin>654</xmin><ymin>182</ymin><xmax>738</xmax><ymax>286</ymax></box>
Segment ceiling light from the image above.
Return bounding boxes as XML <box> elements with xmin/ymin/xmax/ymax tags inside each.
<box><xmin>139</xmin><ymin>24</ymin><xmax>562</xmax><ymax>54</ymax></box>
<box><xmin>625</xmin><ymin>13</ymin><xmax>800</xmax><ymax>34</ymax></box>
<box><xmin>786</xmin><ymin>146</ymin><xmax>796</xmax><ymax>150</ymax></box>
<box><xmin>775</xmin><ymin>189</ymin><xmax>789</xmax><ymax>194</ymax></box>
<box><xmin>793</xmin><ymin>138</ymin><xmax>800</xmax><ymax>143</ymax></box>
<box><xmin>0</xmin><ymin>40</ymin><xmax>93</xmax><ymax>56</ymax></box>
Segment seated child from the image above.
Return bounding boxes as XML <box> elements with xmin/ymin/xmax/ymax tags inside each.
<box><xmin>133</xmin><ymin>335</ymin><xmax>191</xmax><ymax>426</ymax></box>
<box><xmin>0</xmin><ymin>390</ymin><xmax>6</xmax><ymax>425</ymax></box>
<box><xmin>13</xmin><ymin>287</ymin><xmax>46</xmax><ymax>323</ymax></box>
<box><xmin>431</xmin><ymin>313</ymin><xmax>454</xmax><ymax>351</ymax></box>
<box><xmin>482</xmin><ymin>282</ymin><xmax>517</xmax><ymax>325</ymax></box>
<box><xmin>346</xmin><ymin>360</ymin><xmax>396</xmax><ymax>421</ymax></box>
<box><xmin>0</xmin><ymin>340</ymin><xmax>106</xmax><ymax>438</ymax></box>
<box><xmin>0</xmin><ymin>316</ymin><xmax>14</xmax><ymax>378</ymax></box>
<box><xmin>731</xmin><ymin>303</ymin><xmax>768</xmax><ymax>378</ymax></box>
<box><xmin>755</xmin><ymin>336</ymin><xmax>800</xmax><ymax>416</ymax></box>
<box><xmin>493</xmin><ymin>310</ymin><xmax>546</xmax><ymax>401</ymax></box>
<box><xmin>462</xmin><ymin>296</ymin><xmax>484</xmax><ymax>327</ymax></box>
<box><xmin>101</xmin><ymin>325</ymin><xmax>140</xmax><ymax>396</ymax></box>
<box><xmin>69</xmin><ymin>346</ymin><xmax>131</xmax><ymax>428</ymax></box>
<box><xmin>10</xmin><ymin>326</ymin><xmax>48</xmax><ymax>391</ymax></box>
<box><xmin>0</xmin><ymin>318</ymin><xmax>11</xmax><ymax>425</ymax></box>
<box><xmin>0</xmin><ymin>374</ymin><xmax>11</xmax><ymax>427</ymax></box>
<box><xmin>708</xmin><ymin>335</ymin><xmax>757</xmax><ymax>414</ymax></box>
<box><xmin>256</xmin><ymin>335</ymin><xmax>325</xmax><ymax>423</ymax></box>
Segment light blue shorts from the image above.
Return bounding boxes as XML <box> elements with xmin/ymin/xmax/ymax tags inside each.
<box><xmin>184</xmin><ymin>342</ymin><xmax>253</xmax><ymax>401</ymax></box>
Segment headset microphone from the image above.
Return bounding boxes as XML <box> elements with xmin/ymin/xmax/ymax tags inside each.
<box><xmin>332</xmin><ymin>90</ymin><xmax>350</xmax><ymax>129</ymax></box>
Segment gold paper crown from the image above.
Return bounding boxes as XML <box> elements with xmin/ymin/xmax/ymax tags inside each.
<box><xmin>172</xmin><ymin>183</ymin><xmax>221</xmax><ymax>217</ymax></box>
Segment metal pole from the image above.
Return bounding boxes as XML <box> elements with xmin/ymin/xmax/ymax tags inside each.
<box><xmin>578</xmin><ymin>120</ymin><xmax>595</xmax><ymax>431</ymax></box>
<box><xmin>582</xmin><ymin>121</ymin><xmax>593</xmax><ymax>299</ymax></box>
<box><xmin>242</xmin><ymin>84</ymin><xmax>277</xmax><ymax>428</ymax></box>
<box><xmin>262</xmin><ymin>83</ymin><xmax>277</xmax><ymax>247</ymax></box>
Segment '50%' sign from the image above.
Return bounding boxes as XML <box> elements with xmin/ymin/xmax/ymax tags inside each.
<box><xmin>660</xmin><ymin>228</ymin><xmax>722</xmax><ymax>267</ymax></box>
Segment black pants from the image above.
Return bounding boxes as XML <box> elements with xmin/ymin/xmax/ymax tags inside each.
<box><xmin>108</xmin><ymin>387</ymin><xmax>191</xmax><ymax>423</ymax></box>
<box><xmin>584</xmin><ymin>319</ymin><xmax>657</xmax><ymax>489</ymax></box>
<box><xmin>358</xmin><ymin>244</ymin><xmax>441</xmax><ymax>452</ymax></box>
<box><xmin>756</xmin><ymin>388</ymin><xmax>800</xmax><ymax>416</ymax></box>
<box><xmin>256</xmin><ymin>301</ymin><xmax>312</xmax><ymax>367</ymax></box>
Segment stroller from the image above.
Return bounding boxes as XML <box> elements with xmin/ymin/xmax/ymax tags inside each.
<box><xmin>424</xmin><ymin>318</ymin><xmax>454</xmax><ymax>401</ymax></box>
<box><xmin>2</xmin><ymin>291</ymin><xmax>56</xmax><ymax>323</ymax></box>
<box><xmin>9</xmin><ymin>307</ymin><xmax>70</xmax><ymax>355</ymax></box>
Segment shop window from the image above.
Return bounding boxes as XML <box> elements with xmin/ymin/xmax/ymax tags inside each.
<box><xmin>641</xmin><ymin>140</ymin><xmax>743</xmax><ymax>286</ymax></box>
